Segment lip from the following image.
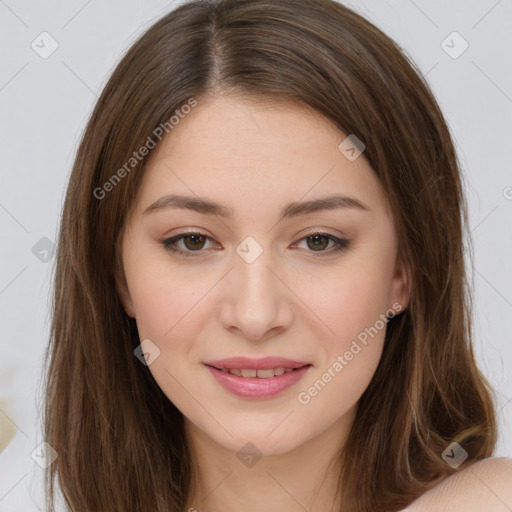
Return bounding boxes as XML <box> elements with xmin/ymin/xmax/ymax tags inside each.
<box><xmin>203</xmin><ymin>357</ymin><xmax>310</xmax><ymax>370</ymax></box>
<box><xmin>204</xmin><ymin>359</ymin><xmax>312</xmax><ymax>399</ymax></box>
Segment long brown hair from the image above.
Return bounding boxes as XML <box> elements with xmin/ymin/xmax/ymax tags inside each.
<box><xmin>43</xmin><ymin>0</ymin><xmax>497</xmax><ymax>510</ymax></box>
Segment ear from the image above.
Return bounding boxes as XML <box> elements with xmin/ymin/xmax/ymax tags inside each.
<box><xmin>115</xmin><ymin>273</ymin><xmax>136</xmax><ymax>318</ymax></box>
<box><xmin>389</xmin><ymin>252</ymin><xmax>411</xmax><ymax>313</ymax></box>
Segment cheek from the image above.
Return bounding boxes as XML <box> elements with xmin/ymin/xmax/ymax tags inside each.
<box><xmin>126</xmin><ymin>265</ymin><xmax>213</xmax><ymax>410</ymax></box>
<box><xmin>296</xmin><ymin>281</ymin><xmax>390</xmax><ymax>417</ymax></box>
<box><xmin>306</xmin><ymin>251</ymin><xmax>396</xmax><ymax>410</ymax></box>
<box><xmin>123</xmin><ymin>242</ymin><xmax>215</xmax><ymax>340</ymax></box>
<box><xmin>297</xmin><ymin>256</ymin><xmax>395</xmax><ymax>346</ymax></box>
<box><xmin>294</xmin><ymin>250</ymin><xmax>395</xmax><ymax>404</ymax></box>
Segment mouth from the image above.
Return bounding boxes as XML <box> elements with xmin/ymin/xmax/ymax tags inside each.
<box><xmin>203</xmin><ymin>357</ymin><xmax>312</xmax><ymax>399</ymax></box>
<box><xmin>205</xmin><ymin>366</ymin><xmax>308</xmax><ymax>378</ymax></box>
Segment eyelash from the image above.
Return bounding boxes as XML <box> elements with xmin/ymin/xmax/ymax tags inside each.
<box><xmin>161</xmin><ymin>231</ymin><xmax>350</xmax><ymax>258</ymax></box>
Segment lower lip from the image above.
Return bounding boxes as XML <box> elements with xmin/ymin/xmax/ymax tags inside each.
<box><xmin>205</xmin><ymin>365</ymin><xmax>311</xmax><ymax>399</ymax></box>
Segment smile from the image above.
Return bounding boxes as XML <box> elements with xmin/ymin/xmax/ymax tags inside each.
<box><xmin>203</xmin><ymin>358</ymin><xmax>312</xmax><ymax>399</ymax></box>
<box><xmin>219</xmin><ymin>367</ymin><xmax>295</xmax><ymax>378</ymax></box>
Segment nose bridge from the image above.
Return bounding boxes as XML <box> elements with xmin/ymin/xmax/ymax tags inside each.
<box><xmin>219</xmin><ymin>238</ymin><xmax>292</xmax><ymax>339</ymax></box>
<box><xmin>233</xmin><ymin>237</ymin><xmax>278</xmax><ymax>309</ymax></box>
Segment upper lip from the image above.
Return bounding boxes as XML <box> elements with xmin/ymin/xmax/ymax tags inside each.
<box><xmin>204</xmin><ymin>357</ymin><xmax>311</xmax><ymax>370</ymax></box>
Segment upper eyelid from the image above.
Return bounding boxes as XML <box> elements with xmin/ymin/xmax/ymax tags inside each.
<box><xmin>165</xmin><ymin>226</ymin><xmax>347</xmax><ymax>240</ymax></box>
<box><xmin>164</xmin><ymin>230</ymin><xmax>344</xmax><ymax>242</ymax></box>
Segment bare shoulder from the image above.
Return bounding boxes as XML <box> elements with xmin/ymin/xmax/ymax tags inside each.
<box><xmin>404</xmin><ymin>457</ymin><xmax>512</xmax><ymax>512</ymax></box>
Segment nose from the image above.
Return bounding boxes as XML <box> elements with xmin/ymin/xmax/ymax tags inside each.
<box><xmin>217</xmin><ymin>245</ymin><xmax>294</xmax><ymax>341</ymax></box>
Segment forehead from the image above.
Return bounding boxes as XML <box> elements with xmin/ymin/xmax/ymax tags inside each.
<box><xmin>160</xmin><ymin>94</ymin><xmax>342</xmax><ymax>159</ymax></box>
<box><xmin>133</xmin><ymin>95</ymin><xmax>388</xmax><ymax>218</ymax></box>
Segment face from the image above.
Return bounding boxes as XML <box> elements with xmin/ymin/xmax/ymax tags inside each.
<box><xmin>118</xmin><ymin>95</ymin><xmax>410</xmax><ymax>456</ymax></box>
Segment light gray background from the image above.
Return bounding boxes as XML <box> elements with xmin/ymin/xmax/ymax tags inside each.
<box><xmin>0</xmin><ymin>0</ymin><xmax>511</xmax><ymax>509</ymax></box>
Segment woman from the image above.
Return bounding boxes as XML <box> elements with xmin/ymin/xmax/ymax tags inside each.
<box><xmin>43</xmin><ymin>0</ymin><xmax>512</xmax><ymax>510</ymax></box>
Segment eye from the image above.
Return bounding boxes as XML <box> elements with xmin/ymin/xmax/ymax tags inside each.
<box><xmin>294</xmin><ymin>232</ymin><xmax>350</xmax><ymax>256</ymax></box>
<box><xmin>162</xmin><ymin>232</ymin><xmax>217</xmax><ymax>258</ymax></box>
<box><xmin>161</xmin><ymin>231</ymin><xmax>350</xmax><ymax>258</ymax></box>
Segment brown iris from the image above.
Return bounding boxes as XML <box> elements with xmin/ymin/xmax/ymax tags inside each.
<box><xmin>306</xmin><ymin>234</ymin><xmax>329</xmax><ymax>251</ymax></box>
<box><xmin>182</xmin><ymin>234</ymin><xmax>207</xmax><ymax>251</ymax></box>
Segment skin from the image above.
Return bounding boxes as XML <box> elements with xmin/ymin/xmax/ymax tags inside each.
<box><xmin>407</xmin><ymin>457</ymin><xmax>512</xmax><ymax>512</ymax></box>
<box><xmin>117</xmin><ymin>94</ymin><xmax>412</xmax><ymax>511</ymax></box>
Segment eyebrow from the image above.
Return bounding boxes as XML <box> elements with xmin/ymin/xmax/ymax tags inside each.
<box><xmin>143</xmin><ymin>193</ymin><xmax>370</xmax><ymax>220</ymax></box>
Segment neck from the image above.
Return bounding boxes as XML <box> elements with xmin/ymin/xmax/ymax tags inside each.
<box><xmin>182</xmin><ymin>407</ymin><xmax>355</xmax><ymax>512</ymax></box>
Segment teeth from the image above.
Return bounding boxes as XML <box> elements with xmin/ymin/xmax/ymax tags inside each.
<box><xmin>256</xmin><ymin>369</ymin><xmax>275</xmax><ymax>379</ymax></box>
<box><xmin>222</xmin><ymin>367</ymin><xmax>296</xmax><ymax>378</ymax></box>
